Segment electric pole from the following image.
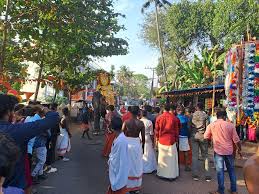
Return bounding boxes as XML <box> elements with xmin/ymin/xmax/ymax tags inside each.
<box><xmin>145</xmin><ymin>67</ymin><xmax>156</xmax><ymax>98</ymax></box>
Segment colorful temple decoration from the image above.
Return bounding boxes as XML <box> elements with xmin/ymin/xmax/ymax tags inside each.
<box><xmin>224</xmin><ymin>47</ymin><xmax>238</xmax><ymax>110</ymax></box>
<box><xmin>242</xmin><ymin>42</ymin><xmax>256</xmax><ymax>118</ymax></box>
<box><xmin>254</xmin><ymin>42</ymin><xmax>259</xmax><ymax>121</ymax></box>
<box><xmin>97</xmin><ymin>72</ymin><xmax>115</xmax><ymax>105</ymax></box>
<box><xmin>224</xmin><ymin>40</ymin><xmax>259</xmax><ymax>126</ymax></box>
<box><xmin>224</xmin><ymin>47</ymin><xmax>239</xmax><ymax>122</ymax></box>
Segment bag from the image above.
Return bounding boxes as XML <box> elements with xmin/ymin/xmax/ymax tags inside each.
<box><xmin>194</xmin><ymin>116</ymin><xmax>208</xmax><ymax>141</ymax></box>
<box><xmin>194</xmin><ymin>131</ymin><xmax>205</xmax><ymax>141</ymax></box>
<box><xmin>194</xmin><ymin>125</ymin><xmax>206</xmax><ymax>141</ymax></box>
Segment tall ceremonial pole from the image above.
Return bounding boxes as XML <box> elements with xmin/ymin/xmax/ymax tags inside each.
<box><xmin>212</xmin><ymin>53</ymin><xmax>217</xmax><ymax>116</ymax></box>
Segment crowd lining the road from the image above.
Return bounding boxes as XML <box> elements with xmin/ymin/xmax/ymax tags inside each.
<box><xmin>103</xmin><ymin>103</ymin><xmax>259</xmax><ymax>194</ymax></box>
<box><xmin>0</xmin><ymin>93</ymin><xmax>259</xmax><ymax>194</ymax></box>
<box><xmin>0</xmin><ymin>94</ymin><xmax>70</xmax><ymax>194</ymax></box>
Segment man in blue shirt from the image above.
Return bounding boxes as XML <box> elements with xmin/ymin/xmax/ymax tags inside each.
<box><xmin>0</xmin><ymin>94</ymin><xmax>59</xmax><ymax>193</ymax></box>
<box><xmin>177</xmin><ymin>106</ymin><xmax>191</xmax><ymax>171</ymax></box>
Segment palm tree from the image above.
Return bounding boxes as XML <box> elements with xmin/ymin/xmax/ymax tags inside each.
<box><xmin>142</xmin><ymin>0</ymin><xmax>171</xmax><ymax>91</ymax></box>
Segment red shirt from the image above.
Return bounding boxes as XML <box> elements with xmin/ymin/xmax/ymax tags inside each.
<box><xmin>122</xmin><ymin>112</ymin><xmax>132</xmax><ymax>123</ymax></box>
<box><xmin>155</xmin><ymin>112</ymin><xmax>180</xmax><ymax>146</ymax></box>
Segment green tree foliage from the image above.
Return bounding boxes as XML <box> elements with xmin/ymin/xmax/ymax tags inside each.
<box><xmin>141</xmin><ymin>0</ymin><xmax>258</xmax><ymax>91</ymax></box>
<box><xmin>110</xmin><ymin>65</ymin><xmax>115</xmax><ymax>80</ymax></box>
<box><xmin>45</xmin><ymin>95</ymin><xmax>68</xmax><ymax>105</ymax></box>
<box><xmin>0</xmin><ymin>0</ymin><xmax>128</xmax><ymax>98</ymax></box>
<box><xmin>3</xmin><ymin>0</ymin><xmax>128</xmax><ymax>61</ymax></box>
<box><xmin>62</xmin><ymin>67</ymin><xmax>96</xmax><ymax>94</ymax></box>
<box><xmin>116</xmin><ymin>65</ymin><xmax>133</xmax><ymax>96</ymax></box>
<box><xmin>141</xmin><ymin>11</ymin><xmax>167</xmax><ymax>49</ymax></box>
<box><xmin>158</xmin><ymin>47</ymin><xmax>225</xmax><ymax>93</ymax></box>
<box><xmin>212</xmin><ymin>0</ymin><xmax>259</xmax><ymax>49</ymax></box>
<box><xmin>116</xmin><ymin>66</ymin><xmax>150</xmax><ymax>99</ymax></box>
<box><xmin>141</xmin><ymin>0</ymin><xmax>172</xmax><ymax>90</ymax></box>
<box><xmin>143</xmin><ymin>0</ymin><xmax>258</xmax><ymax>57</ymax></box>
<box><xmin>131</xmin><ymin>74</ymin><xmax>150</xmax><ymax>99</ymax></box>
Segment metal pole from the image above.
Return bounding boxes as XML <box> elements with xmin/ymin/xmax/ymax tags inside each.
<box><xmin>145</xmin><ymin>67</ymin><xmax>156</xmax><ymax>99</ymax></box>
<box><xmin>212</xmin><ymin>54</ymin><xmax>217</xmax><ymax>116</ymax></box>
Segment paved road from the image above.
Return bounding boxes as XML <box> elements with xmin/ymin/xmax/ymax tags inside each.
<box><xmin>36</xmin><ymin>126</ymin><xmax>249</xmax><ymax>194</ymax></box>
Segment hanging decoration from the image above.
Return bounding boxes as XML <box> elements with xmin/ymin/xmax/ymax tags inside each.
<box><xmin>224</xmin><ymin>47</ymin><xmax>239</xmax><ymax>123</ymax></box>
<box><xmin>224</xmin><ymin>40</ymin><xmax>259</xmax><ymax>128</ymax></box>
<box><xmin>253</xmin><ymin>42</ymin><xmax>259</xmax><ymax>121</ymax></box>
<box><xmin>0</xmin><ymin>80</ymin><xmax>12</xmax><ymax>91</ymax></box>
<box><xmin>23</xmin><ymin>92</ymin><xmax>35</xmax><ymax>101</ymax></box>
<box><xmin>242</xmin><ymin>42</ymin><xmax>256</xmax><ymax>118</ymax></box>
<box><xmin>7</xmin><ymin>89</ymin><xmax>22</xmax><ymax>103</ymax></box>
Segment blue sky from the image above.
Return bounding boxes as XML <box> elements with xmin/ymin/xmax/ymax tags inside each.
<box><xmin>98</xmin><ymin>0</ymin><xmax>159</xmax><ymax>78</ymax></box>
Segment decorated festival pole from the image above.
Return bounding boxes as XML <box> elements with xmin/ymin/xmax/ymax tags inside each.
<box><xmin>236</xmin><ymin>36</ymin><xmax>245</xmax><ymax>126</ymax></box>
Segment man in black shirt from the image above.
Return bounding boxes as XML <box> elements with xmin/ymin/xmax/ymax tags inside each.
<box><xmin>45</xmin><ymin>103</ymin><xmax>60</xmax><ymax>173</ymax></box>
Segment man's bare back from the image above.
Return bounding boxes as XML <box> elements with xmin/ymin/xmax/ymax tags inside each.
<box><xmin>122</xmin><ymin>106</ymin><xmax>145</xmax><ymax>153</ymax></box>
<box><xmin>244</xmin><ymin>129</ymin><xmax>259</xmax><ymax>194</ymax></box>
<box><xmin>123</xmin><ymin>118</ymin><xmax>144</xmax><ymax>138</ymax></box>
<box><xmin>244</xmin><ymin>148</ymin><xmax>259</xmax><ymax>194</ymax></box>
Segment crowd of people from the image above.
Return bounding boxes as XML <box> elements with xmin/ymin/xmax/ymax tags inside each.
<box><xmin>105</xmin><ymin>102</ymin><xmax>259</xmax><ymax>194</ymax></box>
<box><xmin>0</xmin><ymin>94</ymin><xmax>70</xmax><ymax>194</ymax></box>
<box><xmin>0</xmin><ymin>92</ymin><xmax>259</xmax><ymax>194</ymax></box>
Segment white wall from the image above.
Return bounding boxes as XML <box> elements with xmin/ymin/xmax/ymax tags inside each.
<box><xmin>21</xmin><ymin>62</ymin><xmax>55</xmax><ymax>101</ymax></box>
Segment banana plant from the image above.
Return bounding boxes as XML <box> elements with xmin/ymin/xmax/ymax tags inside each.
<box><xmin>166</xmin><ymin>46</ymin><xmax>224</xmax><ymax>91</ymax></box>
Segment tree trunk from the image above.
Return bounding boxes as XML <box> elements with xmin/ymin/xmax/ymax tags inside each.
<box><xmin>34</xmin><ymin>62</ymin><xmax>44</xmax><ymax>102</ymax></box>
<box><xmin>69</xmin><ymin>91</ymin><xmax>72</xmax><ymax>107</ymax></box>
<box><xmin>0</xmin><ymin>0</ymin><xmax>11</xmax><ymax>75</ymax></box>
<box><xmin>155</xmin><ymin>5</ymin><xmax>168</xmax><ymax>92</ymax></box>
<box><xmin>52</xmin><ymin>89</ymin><xmax>58</xmax><ymax>103</ymax></box>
